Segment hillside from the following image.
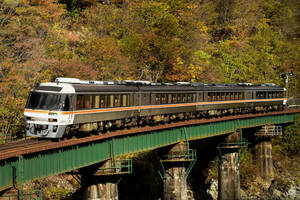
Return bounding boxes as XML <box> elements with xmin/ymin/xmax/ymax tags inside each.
<box><xmin>0</xmin><ymin>0</ymin><xmax>299</xmax><ymax>138</ymax></box>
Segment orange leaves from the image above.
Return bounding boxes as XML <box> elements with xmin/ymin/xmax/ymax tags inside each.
<box><xmin>57</xmin><ymin>59</ymin><xmax>98</xmax><ymax>80</ymax></box>
<box><xmin>28</xmin><ymin>0</ymin><xmax>64</xmax><ymax>22</ymax></box>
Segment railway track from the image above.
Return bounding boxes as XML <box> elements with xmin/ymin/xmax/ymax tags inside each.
<box><xmin>0</xmin><ymin>109</ymin><xmax>299</xmax><ymax>161</ymax></box>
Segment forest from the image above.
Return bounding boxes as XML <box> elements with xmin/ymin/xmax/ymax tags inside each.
<box><xmin>0</xmin><ymin>0</ymin><xmax>299</xmax><ymax>138</ymax></box>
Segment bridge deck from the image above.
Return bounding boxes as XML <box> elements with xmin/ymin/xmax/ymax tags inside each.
<box><xmin>0</xmin><ymin>110</ymin><xmax>299</xmax><ymax>191</ymax></box>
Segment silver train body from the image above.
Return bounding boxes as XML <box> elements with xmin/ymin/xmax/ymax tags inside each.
<box><xmin>24</xmin><ymin>78</ymin><xmax>287</xmax><ymax>138</ymax></box>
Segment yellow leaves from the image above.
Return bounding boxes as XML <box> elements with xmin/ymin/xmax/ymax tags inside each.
<box><xmin>197</xmin><ymin>21</ymin><xmax>208</xmax><ymax>33</ymax></box>
<box><xmin>187</xmin><ymin>3</ymin><xmax>198</xmax><ymax>10</ymax></box>
<box><xmin>3</xmin><ymin>0</ymin><xmax>20</xmax><ymax>8</ymax></box>
<box><xmin>188</xmin><ymin>64</ymin><xmax>203</xmax><ymax>82</ymax></box>
<box><xmin>176</xmin><ymin>57</ymin><xmax>183</xmax><ymax>65</ymax></box>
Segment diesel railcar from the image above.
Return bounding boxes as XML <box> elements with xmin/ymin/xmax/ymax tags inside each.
<box><xmin>24</xmin><ymin>78</ymin><xmax>286</xmax><ymax>138</ymax></box>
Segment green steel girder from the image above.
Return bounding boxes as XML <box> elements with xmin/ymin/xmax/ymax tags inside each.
<box><xmin>0</xmin><ymin>113</ymin><xmax>299</xmax><ymax>192</ymax></box>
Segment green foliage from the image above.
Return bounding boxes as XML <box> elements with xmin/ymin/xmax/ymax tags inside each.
<box><xmin>46</xmin><ymin>187</ymin><xmax>73</xmax><ymax>200</ymax></box>
<box><xmin>273</xmin><ymin>117</ymin><xmax>300</xmax><ymax>154</ymax></box>
<box><xmin>239</xmin><ymin>149</ymin><xmax>258</xmax><ymax>189</ymax></box>
<box><xmin>59</xmin><ymin>0</ymin><xmax>82</xmax><ymax>17</ymax></box>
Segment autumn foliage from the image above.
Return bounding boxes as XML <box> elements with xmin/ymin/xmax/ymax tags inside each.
<box><xmin>0</xmin><ymin>0</ymin><xmax>299</xmax><ymax>138</ymax></box>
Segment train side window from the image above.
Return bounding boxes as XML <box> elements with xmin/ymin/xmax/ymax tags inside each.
<box><xmin>172</xmin><ymin>94</ymin><xmax>177</xmax><ymax>103</ymax></box>
<box><xmin>182</xmin><ymin>94</ymin><xmax>186</xmax><ymax>103</ymax></box>
<box><xmin>239</xmin><ymin>92</ymin><xmax>242</xmax><ymax>100</ymax></box>
<box><xmin>127</xmin><ymin>94</ymin><xmax>131</xmax><ymax>106</ymax></box>
<box><xmin>229</xmin><ymin>92</ymin><xmax>233</xmax><ymax>100</ymax></box>
<box><xmin>233</xmin><ymin>92</ymin><xmax>237</xmax><ymax>100</ymax></box>
<box><xmin>207</xmin><ymin>93</ymin><xmax>211</xmax><ymax>101</ymax></box>
<box><xmin>94</xmin><ymin>96</ymin><xmax>100</xmax><ymax>108</ymax></box>
<box><xmin>193</xmin><ymin>93</ymin><xmax>197</xmax><ymax>102</ymax></box>
<box><xmin>225</xmin><ymin>92</ymin><xmax>230</xmax><ymax>100</ymax></box>
<box><xmin>114</xmin><ymin>95</ymin><xmax>120</xmax><ymax>107</ymax></box>
<box><xmin>187</xmin><ymin>94</ymin><xmax>192</xmax><ymax>102</ymax></box>
<box><xmin>212</xmin><ymin>93</ymin><xmax>216</xmax><ymax>101</ymax></box>
<box><xmin>76</xmin><ymin>95</ymin><xmax>84</xmax><ymax>109</ymax></box>
<box><xmin>221</xmin><ymin>92</ymin><xmax>225</xmax><ymax>101</ymax></box>
<box><xmin>155</xmin><ymin>94</ymin><xmax>161</xmax><ymax>104</ymax></box>
<box><xmin>100</xmin><ymin>95</ymin><xmax>105</xmax><ymax>108</ymax></box>
<box><xmin>177</xmin><ymin>94</ymin><xmax>182</xmax><ymax>103</ymax></box>
<box><xmin>107</xmin><ymin>95</ymin><xmax>114</xmax><ymax>107</ymax></box>
<box><xmin>167</xmin><ymin>94</ymin><xmax>172</xmax><ymax>104</ymax></box>
<box><xmin>161</xmin><ymin>94</ymin><xmax>167</xmax><ymax>104</ymax></box>
<box><xmin>84</xmin><ymin>95</ymin><xmax>92</xmax><ymax>109</ymax></box>
<box><xmin>122</xmin><ymin>94</ymin><xmax>127</xmax><ymax>107</ymax></box>
<box><xmin>215</xmin><ymin>93</ymin><xmax>219</xmax><ymax>101</ymax></box>
<box><xmin>257</xmin><ymin>92</ymin><xmax>262</xmax><ymax>99</ymax></box>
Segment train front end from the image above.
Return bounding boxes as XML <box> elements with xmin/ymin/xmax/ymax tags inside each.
<box><xmin>24</xmin><ymin>82</ymin><xmax>75</xmax><ymax>138</ymax></box>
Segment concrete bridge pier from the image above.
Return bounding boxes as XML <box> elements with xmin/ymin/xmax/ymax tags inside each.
<box><xmin>83</xmin><ymin>178</ymin><xmax>118</xmax><ymax>200</ymax></box>
<box><xmin>218</xmin><ymin>150</ymin><xmax>241</xmax><ymax>200</ymax></box>
<box><xmin>255</xmin><ymin>137</ymin><xmax>273</xmax><ymax>178</ymax></box>
<box><xmin>218</xmin><ymin>132</ymin><xmax>242</xmax><ymax>200</ymax></box>
<box><xmin>254</xmin><ymin>125</ymin><xmax>281</xmax><ymax>179</ymax></box>
<box><xmin>162</xmin><ymin>142</ymin><xmax>195</xmax><ymax>200</ymax></box>
<box><xmin>254</xmin><ymin>125</ymin><xmax>283</xmax><ymax>179</ymax></box>
<box><xmin>81</xmin><ymin>159</ymin><xmax>131</xmax><ymax>200</ymax></box>
<box><xmin>164</xmin><ymin>166</ymin><xmax>188</xmax><ymax>200</ymax></box>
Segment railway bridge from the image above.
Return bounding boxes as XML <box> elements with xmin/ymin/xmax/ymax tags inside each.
<box><xmin>0</xmin><ymin>110</ymin><xmax>299</xmax><ymax>200</ymax></box>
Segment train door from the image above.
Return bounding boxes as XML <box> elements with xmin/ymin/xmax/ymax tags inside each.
<box><xmin>67</xmin><ymin>94</ymin><xmax>74</xmax><ymax>123</ymax></box>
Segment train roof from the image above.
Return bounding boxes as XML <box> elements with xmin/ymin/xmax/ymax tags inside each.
<box><xmin>32</xmin><ymin>78</ymin><xmax>285</xmax><ymax>93</ymax></box>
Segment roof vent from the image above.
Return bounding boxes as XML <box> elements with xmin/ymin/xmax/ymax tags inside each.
<box><xmin>265</xmin><ymin>83</ymin><xmax>276</xmax><ymax>86</ymax></box>
<box><xmin>163</xmin><ymin>83</ymin><xmax>174</xmax><ymax>86</ymax></box>
<box><xmin>134</xmin><ymin>80</ymin><xmax>151</xmax><ymax>85</ymax></box>
<box><xmin>238</xmin><ymin>83</ymin><xmax>253</xmax><ymax>86</ymax></box>
<box><xmin>191</xmin><ymin>82</ymin><xmax>204</xmax><ymax>86</ymax></box>
<box><xmin>55</xmin><ymin>77</ymin><xmax>81</xmax><ymax>84</ymax></box>
<box><xmin>124</xmin><ymin>80</ymin><xmax>151</xmax><ymax>85</ymax></box>
<box><xmin>176</xmin><ymin>82</ymin><xmax>191</xmax><ymax>86</ymax></box>
<box><xmin>151</xmin><ymin>83</ymin><xmax>162</xmax><ymax>86</ymax></box>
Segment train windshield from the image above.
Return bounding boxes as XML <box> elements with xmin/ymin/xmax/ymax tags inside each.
<box><xmin>26</xmin><ymin>92</ymin><xmax>65</xmax><ymax>110</ymax></box>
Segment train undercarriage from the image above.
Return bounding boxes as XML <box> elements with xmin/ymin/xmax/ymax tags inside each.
<box><xmin>64</xmin><ymin>104</ymin><xmax>284</xmax><ymax>139</ymax></box>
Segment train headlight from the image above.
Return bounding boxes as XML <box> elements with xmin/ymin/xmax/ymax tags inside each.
<box><xmin>48</xmin><ymin>118</ymin><xmax>57</xmax><ymax>122</ymax></box>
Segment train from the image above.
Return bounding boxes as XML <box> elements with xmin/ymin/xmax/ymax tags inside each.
<box><xmin>24</xmin><ymin>78</ymin><xmax>287</xmax><ymax>138</ymax></box>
